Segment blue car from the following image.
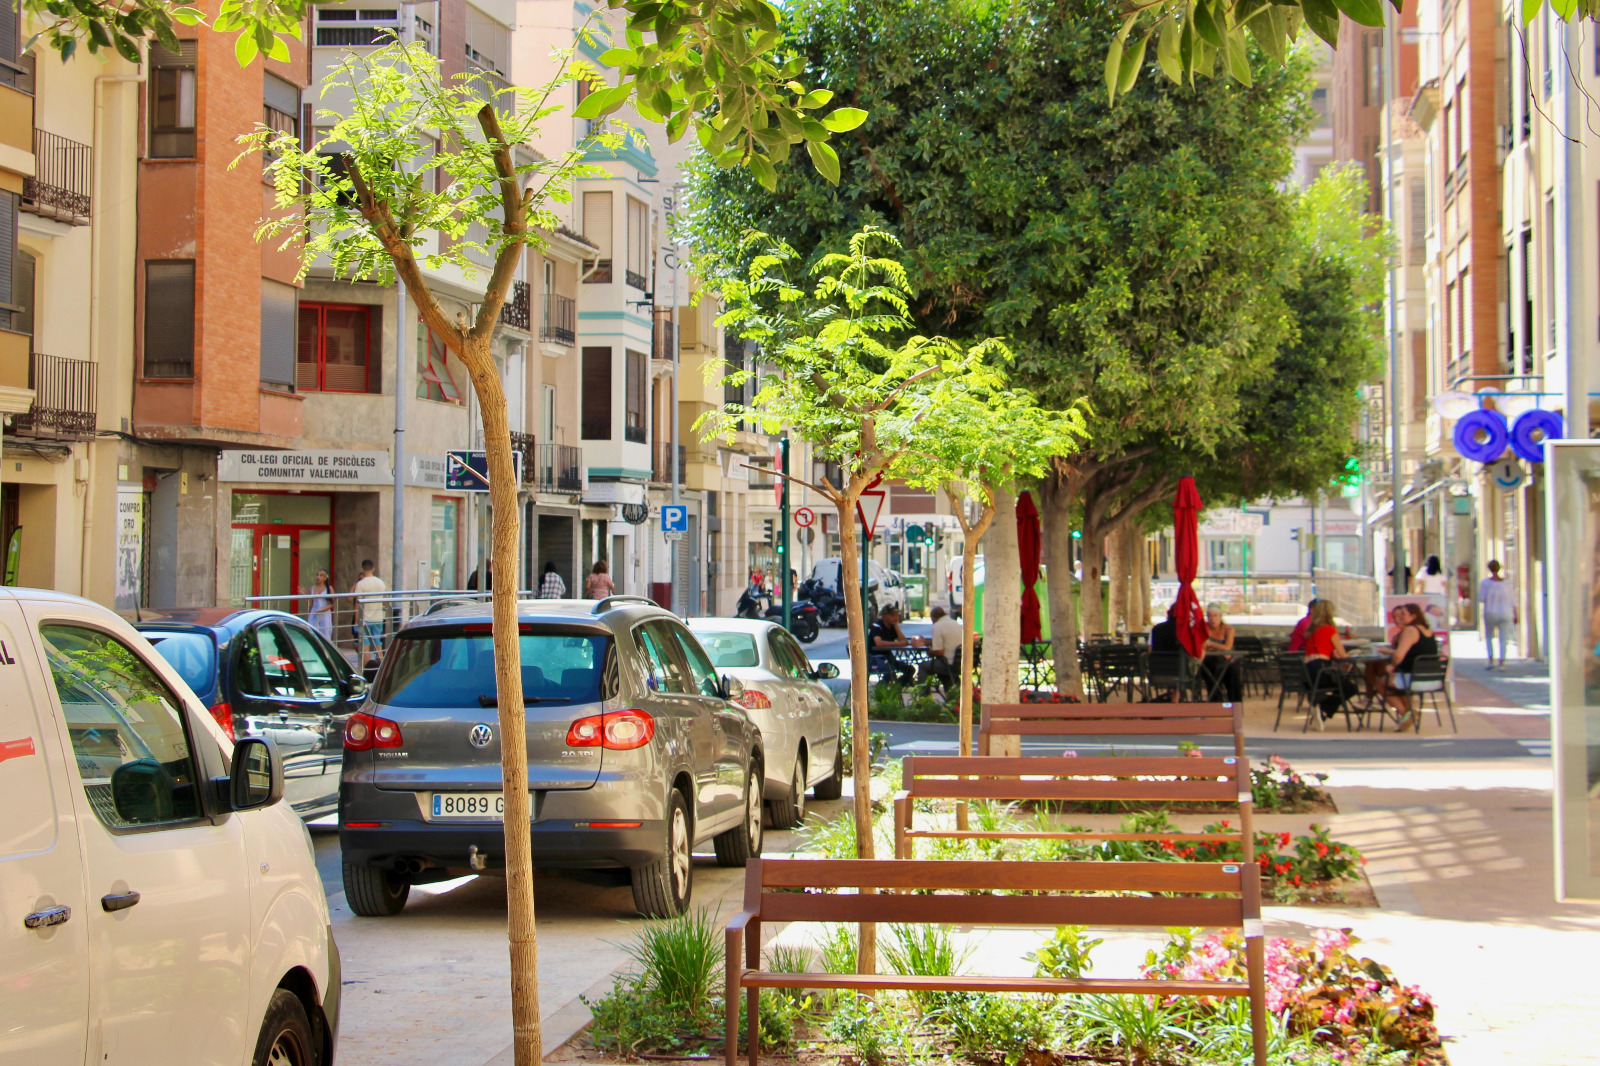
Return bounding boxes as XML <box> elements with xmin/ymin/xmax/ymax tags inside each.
<box><xmin>135</xmin><ymin>607</ymin><xmax>368</xmax><ymax>818</ymax></box>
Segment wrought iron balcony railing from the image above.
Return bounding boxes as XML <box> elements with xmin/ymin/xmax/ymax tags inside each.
<box><xmin>652</xmin><ymin>442</ymin><xmax>686</xmax><ymax>483</ymax></box>
<box><xmin>11</xmin><ymin>352</ymin><xmax>97</xmax><ymax>441</ymax></box>
<box><xmin>541</xmin><ymin>293</ymin><xmax>575</xmax><ymax>346</ymax></box>
<box><xmin>538</xmin><ymin>443</ymin><xmax>582</xmax><ymax>494</ymax></box>
<box><xmin>23</xmin><ymin>130</ymin><xmax>92</xmax><ymax>226</ymax></box>
<box><xmin>508</xmin><ymin>431</ymin><xmax>538</xmax><ymax>485</ymax></box>
<box><xmin>500</xmin><ymin>280</ymin><xmax>530</xmax><ymax>331</ymax></box>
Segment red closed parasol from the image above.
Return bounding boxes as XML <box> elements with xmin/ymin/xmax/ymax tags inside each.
<box><xmin>1172</xmin><ymin>476</ymin><xmax>1209</xmax><ymax>659</ymax></box>
<box><xmin>1017</xmin><ymin>490</ymin><xmax>1042</xmax><ymax>644</ymax></box>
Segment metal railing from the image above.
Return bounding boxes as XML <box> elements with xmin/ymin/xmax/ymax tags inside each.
<box><xmin>11</xmin><ymin>353</ymin><xmax>97</xmax><ymax>441</ymax></box>
<box><xmin>509</xmin><ymin>430</ymin><xmax>537</xmax><ymax>484</ymax></box>
<box><xmin>472</xmin><ymin>63</ymin><xmax>514</xmax><ymax>115</ymax></box>
<box><xmin>23</xmin><ymin>130</ymin><xmax>92</xmax><ymax>226</ymax></box>
<box><xmin>541</xmin><ymin>292</ymin><xmax>575</xmax><ymax>346</ymax></box>
<box><xmin>500</xmin><ymin>280</ymin><xmax>530</xmax><ymax>330</ymax></box>
<box><xmin>538</xmin><ymin>442</ymin><xmax>582</xmax><ymax>494</ymax></box>
<box><xmin>245</xmin><ymin>588</ymin><xmax>531</xmax><ymax>664</ymax></box>
<box><xmin>1311</xmin><ymin>568</ymin><xmax>1382</xmax><ymax>627</ymax></box>
<box><xmin>652</xmin><ymin>441</ymin><xmax>685</xmax><ymax>483</ymax></box>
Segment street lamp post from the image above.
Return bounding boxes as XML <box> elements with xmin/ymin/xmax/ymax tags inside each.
<box><xmin>1383</xmin><ymin>15</ymin><xmax>1406</xmax><ymax>594</ymax></box>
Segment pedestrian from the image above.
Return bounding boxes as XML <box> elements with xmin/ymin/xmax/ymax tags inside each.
<box><xmin>1286</xmin><ymin>598</ymin><xmax>1320</xmax><ymax>653</ymax></box>
<box><xmin>1415</xmin><ymin>555</ymin><xmax>1448</xmax><ymax>596</ymax></box>
<box><xmin>585</xmin><ymin>560</ymin><xmax>615</xmax><ymax>599</ymax></box>
<box><xmin>466</xmin><ymin>557</ymin><xmax>492</xmax><ymax>591</ymax></box>
<box><xmin>352</xmin><ymin>559</ymin><xmax>388</xmax><ymax>667</ymax></box>
<box><xmin>539</xmin><ymin>561</ymin><xmax>567</xmax><ymax>599</ymax></box>
<box><xmin>308</xmin><ymin>568</ymin><xmax>335</xmax><ymax>640</ymax></box>
<box><xmin>1478</xmin><ymin>560</ymin><xmax>1517</xmax><ymax>669</ymax></box>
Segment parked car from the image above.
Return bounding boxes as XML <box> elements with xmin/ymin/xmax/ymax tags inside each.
<box><xmin>135</xmin><ymin>607</ymin><xmax>368</xmax><ymax>820</ymax></box>
<box><xmin>338</xmin><ymin>595</ymin><xmax>766</xmax><ymax>919</ymax></box>
<box><xmin>687</xmin><ymin>618</ymin><xmax>844</xmax><ymax>828</ymax></box>
<box><xmin>1</xmin><ymin>588</ymin><xmax>339</xmax><ymax>1066</ymax></box>
<box><xmin>808</xmin><ymin>557</ymin><xmax>906</xmax><ymax>618</ymax></box>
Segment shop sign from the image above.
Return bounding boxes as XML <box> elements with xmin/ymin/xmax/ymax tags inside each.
<box><xmin>405</xmin><ymin>454</ymin><xmax>449</xmax><ymax>489</ymax></box>
<box><xmin>114</xmin><ymin>485</ymin><xmax>142</xmax><ymax>612</ymax></box>
<box><xmin>219</xmin><ymin>449</ymin><xmax>392</xmax><ymax>486</ymax></box>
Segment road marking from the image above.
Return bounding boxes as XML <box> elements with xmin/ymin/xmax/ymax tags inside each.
<box><xmin>1518</xmin><ymin>739</ymin><xmax>1552</xmax><ymax>758</ymax></box>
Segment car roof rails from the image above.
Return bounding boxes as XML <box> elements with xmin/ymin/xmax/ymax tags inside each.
<box><xmin>592</xmin><ymin>595</ymin><xmax>662</xmax><ymax>614</ymax></box>
<box><xmin>423</xmin><ymin>597</ymin><xmax>484</xmax><ymax>616</ymax></box>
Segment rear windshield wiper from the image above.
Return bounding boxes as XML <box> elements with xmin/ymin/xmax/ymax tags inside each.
<box><xmin>477</xmin><ymin>693</ymin><xmax>573</xmax><ymax>707</ymax></box>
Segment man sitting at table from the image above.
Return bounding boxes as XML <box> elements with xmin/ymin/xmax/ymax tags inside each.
<box><xmin>919</xmin><ymin>605</ymin><xmax>962</xmax><ymax>690</ymax></box>
<box><xmin>869</xmin><ymin>605</ymin><xmax>921</xmax><ymax>684</ymax></box>
<box><xmin>1150</xmin><ymin>606</ymin><xmax>1180</xmax><ymax>652</ymax></box>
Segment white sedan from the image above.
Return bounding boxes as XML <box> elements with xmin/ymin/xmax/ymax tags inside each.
<box><xmin>688</xmin><ymin>618</ymin><xmax>843</xmax><ymax>828</ymax></box>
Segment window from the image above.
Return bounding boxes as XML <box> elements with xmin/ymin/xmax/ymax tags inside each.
<box><xmin>239</xmin><ymin>624</ymin><xmax>310</xmax><ymax>699</ymax></box>
<box><xmin>0</xmin><ymin>191</ymin><xmax>16</xmax><ymax>333</ymax></box>
<box><xmin>542</xmin><ymin>382</ymin><xmax>556</xmax><ymax>440</ymax></box>
<box><xmin>669</xmin><ymin>624</ymin><xmax>721</xmax><ymax>697</ymax></box>
<box><xmin>263</xmin><ymin>73</ymin><xmax>300</xmax><ymax>158</ymax></box>
<box><xmin>261</xmin><ymin>279</ymin><xmax>297</xmax><ymax>388</ymax></box>
<box><xmin>374</xmin><ymin>629</ymin><xmax>612</xmax><ymax>707</ymax></box>
<box><xmin>582</xmin><ymin>346</ymin><xmax>611</xmax><ymax>439</ymax></box>
<box><xmin>144</xmin><ymin>260</ymin><xmax>195</xmax><ymax>378</ymax></box>
<box><xmin>0</xmin><ymin>0</ymin><xmax>22</xmax><ymax>90</ymax></box>
<box><xmin>42</xmin><ymin>623</ymin><xmax>203</xmax><ymax>828</ymax></box>
<box><xmin>582</xmin><ymin>191</ymin><xmax>613</xmax><ymax>282</ymax></box>
<box><xmin>14</xmin><ymin>248</ymin><xmax>33</xmax><ymax>339</ymax></box>
<box><xmin>283</xmin><ymin>625</ymin><xmax>342</xmax><ymax>700</ymax></box>
<box><xmin>625</xmin><ymin>348</ymin><xmax>646</xmax><ymax>443</ymax></box>
<box><xmin>430</xmin><ymin>496</ymin><xmax>459</xmax><ymax>590</ymax></box>
<box><xmin>636</xmin><ymin>621</ymin><xmax>690</xmax><ymax>694</ymax></box>
<box><xmin>1310</xmin><ymin>87</ymin><xmax>1329</xmax><ymax>128</ymax></box>
<box><xmin>149</xmin><ymin>42</ymin><xmax>197</xmax><ymax>159</ymax></box>
<box><xmin>769</xmin><ymin>629</ymin><xmax>811</xmax><ymax>680</ymax></box>
<box><xmin>299</xmin><ymin>302</ymin><xmax>373</xmax><ymax>392</ymax></box>
<box><xmin>1205</xmin><ymin>538</ymin><xmax>1250</xmax><ymax>572</ymax></box>
<box><xmin>418</xmin><ymin>324</ymin><xmax>462</xmax><ymax>403</ymax></box>
<box><xmin>699</xmin><ymin>631</ymin><xmax>760</xmax><ymax>668</ymax></box>
<box><xmin>313</xmin><ymin>4</ymin><xmax>402</xmax><ymax>47</ymax></box>
<box><xmin>625</xmin><ymin>196</ymin><xmax>650</xmax><ymax>290</ymax></box>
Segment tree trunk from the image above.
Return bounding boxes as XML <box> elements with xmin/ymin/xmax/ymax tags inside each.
<box><xmin>836</xmin><ymin>490</ymin><xmax>875</xmax><ymax>974</ymax></box>
<box><xmin>1041</xmin><ymin>473</ymin><xmax>1083</xmax><ymax>699</ymax></box>
<box><xmin>1133</xmin><ymin>531</ymin><xmax>1152</xmax><ymax>632</ymax></box>
<box><xmin>1107</xmin><ymin>520</ymin><xmax>1130</xmax><ymax>634</ymax></box>
<box><xmin>461</xmin><ymin>338</ymin><xmax>541</xmax><ymax>1065</ymax></box>
<box><xmin>1080</xmin><ymin>518</ymin><xmax>1106</xmax><ymax>640</ymax></box>
<box><xmin>952</xmin><ymin>494</ymin><xmax>993</xmax><ymax>832</ymax></box>
<box><xmin>983</xmin><ymin>488</ymin><xmax>1022</xmax><ymax>757</ymax></box>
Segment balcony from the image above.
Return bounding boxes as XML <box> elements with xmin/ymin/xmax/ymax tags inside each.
<box><xmin>537</xmin><ymin>442</ymin><xmax>582</xmax><ymax>494</ymax></box>
<box><xmin>541</xmin><ymin>293</ymin><xmax>575</xmax><ymax>346</ymax></box>
<box><xmin>652</xmin><ymin>441</ymin><xmax>685</xmax><ymax>483</ymax></box>
<box><xmin>22</xmin><ymin>130</ymin><xmax>91</xmax><ymax>226</ymax></box>
<box><xmin>509</xmin><ymin>430</ymin><xmax>537</xmax><ymax>485</ymax></box>
<box><xmin>500</xmin><ymin>280</ymin><xmax>530</xmax><ymax>331</ymax></box>
<box><xmin>11</xmin><ymin>353</ymin><xmax>97</xmax><ymax>441</ymax></box>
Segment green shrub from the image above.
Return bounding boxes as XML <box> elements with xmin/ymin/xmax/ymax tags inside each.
<box><xmin>931</xmin><ymin>992</ymin><xmax>1058</xmax><ymax>1065</ymax></box>
<box><xmin>1063</xmin><ymin>994</ymin><xmax>1197</xmax><ymax>1064</ymax></box>
<box><xmin>623</xmin><ymin>908</ymin><xmax>723</xmax><ymax>1024</ymax></box>
<box><xmin>818</xmin><ymin>924</ymin><xmax>858</xmax><ymax>975</ymax></box>
<box><xmin>823</xmin><ymin>994</ymin><xmax>891</xmax><ymax>1066</ymax></box>
<box><xmin>1026</xmin><ymin>925</ymin><xmax>1102</xmax><ymax>979</ymax></box>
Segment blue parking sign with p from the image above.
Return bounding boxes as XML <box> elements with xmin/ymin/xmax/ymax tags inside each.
<box><xmin>661</xmin><ymin>505</ymin><xmax>688</xmax><ymax>533</ymax></box>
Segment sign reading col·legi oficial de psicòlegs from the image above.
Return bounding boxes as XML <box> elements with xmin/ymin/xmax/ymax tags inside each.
<box><xmin>219</xmin><ymin>449</ymin><xmax>393</xmax><ymax>486</ymax></box>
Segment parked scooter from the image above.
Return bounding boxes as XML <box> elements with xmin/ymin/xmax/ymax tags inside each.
<box><xmin>765</xmin><ymin>599</ymin><xmax>821</xmax><ymax>643</ymax></box>
<box><xmin>797</xmin><ymin>577</ymin><xmax>847</xmax><ymax>628</ymax></box>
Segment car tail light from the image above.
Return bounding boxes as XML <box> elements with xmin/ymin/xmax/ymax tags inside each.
<box><xmin>344</xmin><ymin>711</ymin><xmax>403</xmax><ymax>751</ymax></box>
<box><xmin>566</xmin><ymin>709</ymin><xmax>655</xmax><ymax>750</ymax></box>
<box><xmin>208</xmin><ymin>702</ymin><xmax>235</xmax><ymax>742</ymax></box>
<box><xmin>739</xmin><ymin>689</ymin><xmax>773</xmax><ymax>710</ymax></box>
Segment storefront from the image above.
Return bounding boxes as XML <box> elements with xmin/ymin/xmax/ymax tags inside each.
<box><xmin>227</xmin><ymin>492</ymin><xmax>335</xmax><ymax>605</ymax></box>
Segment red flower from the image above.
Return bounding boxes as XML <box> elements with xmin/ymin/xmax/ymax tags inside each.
<box><xmin>1275</xmin><ymin>862</ymin><xmax>1290</xmax><ymax>875</ymax></box>
<box><xmin>1278</xmin><ymin>832</ymin><xmax>1291</xmax><ymax>848</ymax></box>
<box><xmin>1315</xmin><ymin>842</ymin><xmax>1329</xmax><ymax>858</ymax></box>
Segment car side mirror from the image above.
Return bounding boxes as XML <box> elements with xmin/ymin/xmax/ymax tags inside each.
<box><xmin>346</xmin><ymin>674</ymin><xmax>367</xmax><ymax>699</ymax></box>
<box><xmin>811</xmin><ymin>662</ymin><xmax>840</xmax><ymax>680</ymax></box>
<box><xmin>721</xmin><ymin>674</ymin><xmax>745</xmax><ymax>701</ymax></box>
<box><xmin>229</xmin><ymin>736</ymin><xmax>283</xmax><ymax>811</ymax></box>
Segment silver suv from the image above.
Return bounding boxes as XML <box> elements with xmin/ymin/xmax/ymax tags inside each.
<box><xmin>338</xmin><ymin>596</ymin><xmax>766</xmax><ymax>918</ymax></box>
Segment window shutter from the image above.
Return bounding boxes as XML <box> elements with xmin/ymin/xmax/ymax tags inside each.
<box><xmin>14</xmin><ymin>249</ymin><xmax>34</xmax><ymax>339</ymax></box>
<box><xmin>581</xmin><ymin>346</ymin><xmax>611</xmax><ymax>440</ymax></box>
<box><xmin>0</xmin><ymin>192</ymin><xmax>15</xmax><ymax>330</ymax></box>
<box><xmin>144</xmin><ymin>261</ymin><xmax>195</xmax><ymax>378</ymax></box>
<box><xmin>260</xmin><ymin>279</ymin><xmax>297</xmax><ymax>387</ymax></box>
<box><xmin>582</xmin><ymin>192</ymin><xmax>612</xmax><ymax>259</ymax></box>
<box><xmin>0</xmin><ymin>0</ymin><xmax>17</xmax><ymax>85</ymax></box>
<box><xmin>366</xmin><ymin>304</ymin><xmax>383</xmax><ymax>393</ymax></box>
<box><xmin>264</xmin><ymin>72</ymin><xmax>299</xmax><ymax>116</ymax></box>
<box><xmin>148</xmin><ymin>41</ymin><xmax>197</xmax><ymax>67</ymax></box>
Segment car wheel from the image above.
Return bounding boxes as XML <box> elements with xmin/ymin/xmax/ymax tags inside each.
<box><xmin>812</xmin><ymin>737</ymin><xmax>844</xmax><ymax>800</ymax></box>
<box><xmin>632</xmin><ymin>791</ymin><xmax>693</xmax><ymax>918</ymax></box>
<box><xmin>252</xmin><ymin>988</ymin><xmax>318</xmax><ymax>1066</ymax></box>
<box><xmin>714</xmin><ymin>767</ymin><xmax>764</xmax><ymax>867</ymax></box>
<box><xmin>343</xmin><ymin>863</ymin><xmax>409</xmax><ymax>917</ymax></box>
<box><xmin>767</xmin><ymin>755</ymin><xmax>806</xmax><ymax>828</ymax></box>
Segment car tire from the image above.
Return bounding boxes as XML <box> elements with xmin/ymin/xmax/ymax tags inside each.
<box><xmin>767</xmin><ymin>755</ymin><xmax>806</xmax><ymax>829</ymax></box>
<box><xmin>632</xmin><ymin>791</ymin><xmax>693</xmax><ymax>918</ymax></box>
<box><xmin>714</xmin><ymin>767</ymin><xmax>764</xmax><ymax>867</ymax></box>
<box><xmin>812</xmin><ymin>737</ymin><xmax>844</xmax><ymax>800</ymax></box>
<box><xmin>252</xmin><ymin>988</ymin><xmax>318</xmax><ymax>1066</ymax></box>
<box><xmin>343</xmin><ymin>863</ymin><xmax>409</xmax><ymax>917</ymax></box>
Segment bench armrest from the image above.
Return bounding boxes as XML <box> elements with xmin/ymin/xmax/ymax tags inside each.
<box><xmin>726</xmin><ymin>909</ymin><xmax>759</xmax><ymax>934</ymax></box>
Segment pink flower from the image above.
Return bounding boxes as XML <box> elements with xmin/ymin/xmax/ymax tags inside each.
<box><xmin>1062</xmin><ymin>750</ymin><xmax>1077</xmax><ymax>758</ymax></box>
<box><xmin>1269</xmin><ymin>754</ymin><xmax>1291</xmax><ymax>772</ymax></box>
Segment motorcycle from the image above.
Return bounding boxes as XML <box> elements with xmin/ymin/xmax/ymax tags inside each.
<box><xmin>797</xmin><ymin>578</ymin><xmax>847</xmax><ymax>628</ymax></box>
<box><xmin>737</xmin><ymin>586</ymin><xmax>822</xmax><ymax>643</ymax></box>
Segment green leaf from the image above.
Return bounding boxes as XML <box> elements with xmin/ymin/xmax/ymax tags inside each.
<box><xmin>113</xmin><ymin>32</ymin><xmax>140</xmax><ymax>63</ymax></box>
<box><xmin>748</xmin><ymin>151</ymin><xmax>777</xmax><ymax>191</ymax></box>
<box><xmin>1226</xmin><ymin>27</ymin><xmax>1253</xmax><ymax>84</ymax></box>
<box><xmin>1194</xmin><ymin>0</ymin><xmax>1226</xmax><ymax>49</ymax></box>
<box><xmin>266</xmin><ymin>33</ymin><xmax>290</xmax><ymax>63</ymax></box>
<box><xmin>1104</xmin><ymin>33</ymin><xmax>1124</xmax><ymax>103</ymax></box>
<box><xmin>234</xmin><ymin>29</ymin><xmax>258</xmax><ymax>66</ymax></box>
<box><xmin>800</xmin><ymin>89</ymin><xmax>834</xmax><ymax>109</ymax></box>
<box><xmin>171</xmin><ymin>7</ymin><xmax>205</xmax><ymax>26</ymax></box>
<box><xmin>1117</xmin><ymin>32</ymin><xmax>1149</xmax><ymax>94</ymax></box>
<box><xmin>800</xmin><ymin>116</ymin><xmax>829</xmax><ymax>140</ymax></box>
<box><xmin>598</xmin><ymin>47</ymin><xmax>639</xmax><ymax>67</ymax></box>
<box><xmin>1331</xmin><ymin>0</ymin><xmax>1387</xmax><ymax>27</ymax></box>
<box><xmin>574</xmin><ymin>83</ymin><xmax>612</xmax><ymax>118</ymax></box>
<box><xmin>1247</xmin><ymin>4</ymin><xmax>1290</xmax><ymax>65</ymax></box>
<box><xmin>820</xmin><ymin>107</ymin><xmax>867</xmax><ymax>133</ymax></box>
<box><xmin>1522</xmin><ymin>0</ymin><xmax>1545</xmax><ymax>24</ymax></box>
<box><xmin>87</xmin><ymin>20</ymin><xmax>111</xmax><ymax>48</ymax></box>
<box><xmin>807</xmin><ymin>139</ymin><xmax>840</xmax><ymax>184</ymax></box>
<box><xmin>1180</xmin><ymin>12</ymin><xmax>1194</xmax><ymax>83</ymax></box>
<box><xmin>1300</xmin><ymin>0</ymin><xmax>1341</xmax><ymax>45</ymax></box>
<box><xmin>1158</xmin><ymin>16</ymin><xmax>1184</xmax><ymax>82</ymax></box>
<box><xmin>1549</xmin><ymin>0</ymin><xmax>1575</xmax><ymax>17</ymax></box>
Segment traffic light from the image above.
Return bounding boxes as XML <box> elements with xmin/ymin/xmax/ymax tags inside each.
<box><xmin>1071</xmin><ymin>529</ymin><xmax>1082</xmax><ymax>540</ymax></box>
<box><xmin>923</xmin><ymin>526</ymin><xmax>936</xmax><ymax>548</ymax></box>
<box><xmin>761</xmin><ymin>519</ymin><xmax>774</xmax><ymax>545</ymax></box>
<box><xmin>1336</xmin><ymin>458</ymin><xmax>1362</xmax><ymax>498</ymax></box>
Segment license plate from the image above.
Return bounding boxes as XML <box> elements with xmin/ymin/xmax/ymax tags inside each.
<box><xmin>430</xmin><ymin>792</ymin><xmax>504</xmax><ymax>821</ymax></box>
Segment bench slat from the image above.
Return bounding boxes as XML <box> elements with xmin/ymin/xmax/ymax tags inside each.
<box><xmin>909</xmin><ymin>779</ymin><xmax>1237</xmax><ymax>801</ymax></box>
<box><xmin>902</xmin><ymin>830</ymin><xmax>1243</xmax><ymax>842</ymax></box>
<box><xmin>758</xmin><ymin>858</ymin><xmax>1245</xmax><ymax>893</ymax></box>
<box><xmin>760</xmin><ymin>892</ymin><xmax>1246</xmax><ymax>928</ymax></box>
<box><xmin>739</xmin><ymin>972</ymin><xmax>1249</xmax><ymax>996</ymax></box>
<box><xmin>982</xmin><ymin>702</ymin><xmax>1238</xmax><ymax>720</ymax></box>
<box><xmin>907</xmin><ymin>755</ymin><xmax>1242</xmax><ymax>777</ymax></box>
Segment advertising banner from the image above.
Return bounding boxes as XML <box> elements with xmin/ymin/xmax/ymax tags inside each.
<box><xmin>1381</xmin><ymin>592</ymin><xmax>1452</xmax><ymax>664</ymax></box>
<box><xmin>114</xmin><ymin>485</ymin><xmax>142</xmax><ymax>612</ymax></box>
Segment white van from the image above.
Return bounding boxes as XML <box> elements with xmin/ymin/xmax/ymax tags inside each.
<box><xmin>947</xmin><ymin>553</ymin><xmax>983</xmax><ymax>618</ymax></box>
<box><xmin>808</xmin><ymin>557</ymin><xmax>906</xmax><ymax>615</ymax></box>
<box><xmin>1</xmin><ymin>589</ymin><xmax>339</xmax><ymax>1066</ymax></box>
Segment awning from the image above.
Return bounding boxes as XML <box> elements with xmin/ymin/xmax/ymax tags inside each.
<box><xmin>1364</xmin><ymin>479</ymin><xmax>1454</xmax><ymax>528</ymax></box>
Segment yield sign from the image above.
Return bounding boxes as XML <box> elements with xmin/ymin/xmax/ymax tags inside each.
<box><xmin>855</xmin><ymin>474</ymin><xmax>887</xmax><ymax>541</ymax></box>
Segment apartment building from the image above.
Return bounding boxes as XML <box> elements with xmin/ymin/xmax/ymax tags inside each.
<box><xmin>0</xmin><ymin>11</ymin><xmax>138</xmax><ymax>605</ymax></box>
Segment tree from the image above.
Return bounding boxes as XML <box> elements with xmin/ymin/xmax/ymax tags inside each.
<box><xmin>680</xmin><ymin>0</ymin><xmax>1311</xmax><ymax>694</ymax></box>
<box><xmin>698</xmin><ymin>226</ymin><xmax>1007</xmax><ymax>970</ymax></box>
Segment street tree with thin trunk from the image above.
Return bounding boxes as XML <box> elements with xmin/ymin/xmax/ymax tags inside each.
<box><xmin>236</xmin><ymin>37</ymin><xmax>858</xmax><ymax>1065</ymax></box>
<box><xmin>696</xmin><ymin>226</ymin><xmax>1009</xmax><ymax>971</ymax></box>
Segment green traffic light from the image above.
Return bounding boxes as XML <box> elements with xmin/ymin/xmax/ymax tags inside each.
<box><xmin>1071</xmin><ymin>529</ymin><xmax>1082</xmax><ymax>540</ymax></box>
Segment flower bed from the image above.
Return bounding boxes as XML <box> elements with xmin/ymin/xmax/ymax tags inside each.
<box><xmin>1162</xmin><ymin>821</ymin><xmax>1370</xmax><ymax>905</ymax></box>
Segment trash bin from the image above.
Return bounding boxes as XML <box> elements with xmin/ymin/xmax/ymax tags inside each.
<box><xmin>903</xmin><ymin>575</ymin><xmax>927</xmax><ymax>615</ymax></box>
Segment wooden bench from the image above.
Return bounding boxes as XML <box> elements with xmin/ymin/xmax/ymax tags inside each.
<box><xmin>892</xmin><ymin>752</ymin><xmax>1254</xmax><ymax>861</ymax></box>
<box><xmin>723</xmin><ymin>857</ymin><xmax>1269</xmax><ymax>1066</ymax></box>
<box><xmin>978</xmin><ymin>701</ymin><xmax>1246</xmax><ymax>759</ymax></box>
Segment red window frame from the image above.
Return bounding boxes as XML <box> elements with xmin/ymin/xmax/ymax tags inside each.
<box><xmin>298</xmin><ymin>302</ymin><xmax>372</xmax><ymax>393</ymax></box>
<box><xmin>419</xmin><ymin>325</ymin><xmax>463</xmax><ymax>403</ymax></box>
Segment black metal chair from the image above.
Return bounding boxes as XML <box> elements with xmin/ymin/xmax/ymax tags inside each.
<box><xmin>1145</xmin><ymin>649</ymin><xmax>1195</xmax><ymax>703</ymax></box>
<box><xmin>1304</xmin><ymin>658</ymin><xmax>1364</xmax><ymax>732</ymax></box>
<box><xmin>1233</xmin><ymin>635</ymin><xmax>1274</xmax><ymax>698</ymax></box>
<box><xmin>1272</xmin><ymin>652</ymin><xmax>1308</xmax><ymax>730</ymax></box>
<box><xmin>1098</xmin><ymin>644</ymin><xmax>1146</xmax><ymax>703</ymax></box>
<box><xmin>1396</xmin><ymin>653</ymin><xmax>1455</xmax><ymax>733</ymax></box>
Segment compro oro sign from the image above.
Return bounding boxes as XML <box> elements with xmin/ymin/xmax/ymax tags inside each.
<box><xmin>219</xmin><ymin>449</ymin><xmax>393</xmax><ymax>486</ymax></box>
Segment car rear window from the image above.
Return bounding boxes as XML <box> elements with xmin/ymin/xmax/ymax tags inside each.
<box><xmin>697</xmin><ymin>631</ymin><xmax>759</xmax><ymax>669</ymax></box>
<box><xmin>142</xmin><ymin>630</ymin><xmax>218</xmax><ymax>696</ymax></box>
<box><xmin>373</xmin><ymin>628</ymin><xmax>612</xmax><ymax>708</ymax></box>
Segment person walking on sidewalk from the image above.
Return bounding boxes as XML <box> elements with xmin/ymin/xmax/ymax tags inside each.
<box><xmin>538</xmin><ymin>561</ymin><xmax>567</xmax><ymax>599</ymax></box>
<box><xmin>584</xmin><ymin>560</ymin><xmax>614</xmax><ymax>599</ymax></box>
<box><xmin>352</xmin><ymin>560</ymin><xmax>388</xmax><ymax>667</ymax></box>
<box><xmin>1478</xmin><ymin>560</ymin><xmax>1517</xmax><ymax>669</ymax></box>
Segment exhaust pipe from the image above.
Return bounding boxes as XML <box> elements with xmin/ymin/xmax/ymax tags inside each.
<box><xmin>468</xmin><ymin>845</ymin><xmax>487</xmax><ymax>871</ymax></box>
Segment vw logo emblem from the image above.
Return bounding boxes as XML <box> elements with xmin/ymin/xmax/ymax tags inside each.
<box><xmin>468</xmin><ymin>723</ymin><xmax>494</xmax><ymax>749</ymax></box>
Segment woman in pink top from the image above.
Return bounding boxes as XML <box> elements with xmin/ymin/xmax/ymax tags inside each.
<box><xmin>584</xmin><ymin>560</ymin><xmax>615</xmax><ymax>599</ymax></box>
